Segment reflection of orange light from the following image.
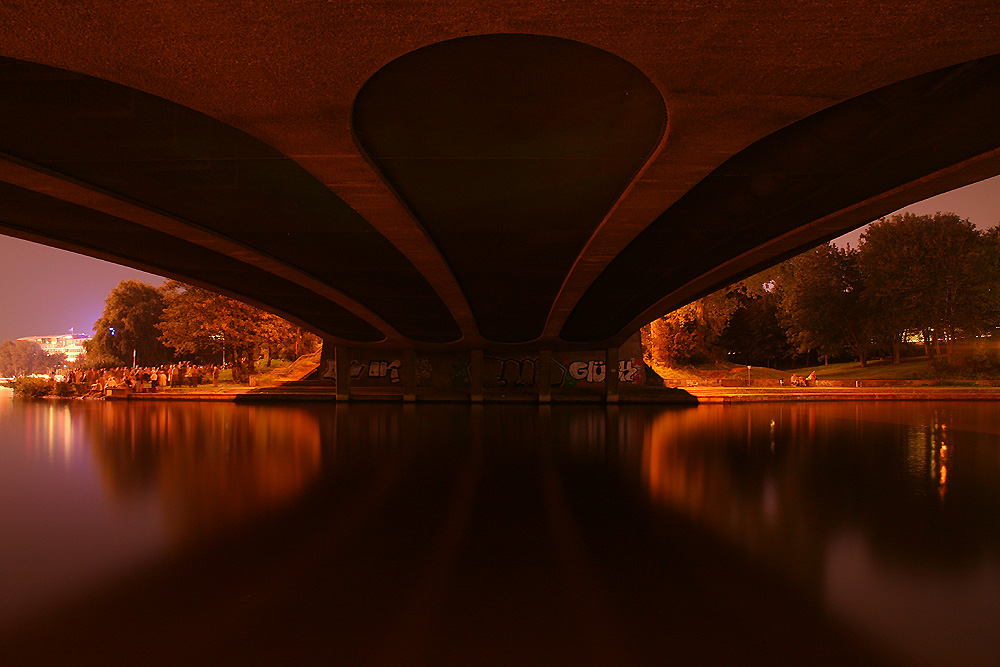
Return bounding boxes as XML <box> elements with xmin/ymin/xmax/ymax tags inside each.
<box><xmin>86</xmin><ymin>404</ymin><xmax>322</xmax><ymax>547</ymax></box>
<box><xmin>940</xmin><ymin>465</ymin><xmax>948</xmax><ymax>485</ymax></box>
<box><xmin>644</xmin><ymin>418</ymin><xmax>695</xmax><ymax>505</ymax></box>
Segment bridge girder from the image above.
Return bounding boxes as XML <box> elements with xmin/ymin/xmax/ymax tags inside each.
<box><xmin>0</xmin><ymin>2</ymin><xmax>998</xmax><ymax>350</ymax></box>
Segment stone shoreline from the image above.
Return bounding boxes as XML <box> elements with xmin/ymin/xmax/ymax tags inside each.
<box><xmin>95</xmin><ymin>383</ymin><xmax>1000</xmax><ymax>404</ymax></box>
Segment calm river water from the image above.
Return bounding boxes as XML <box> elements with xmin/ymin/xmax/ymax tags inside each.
<box><xmin>2</xmin><ymin>391</ymin><xmax>999</xmax><ymax>665</ymax></box>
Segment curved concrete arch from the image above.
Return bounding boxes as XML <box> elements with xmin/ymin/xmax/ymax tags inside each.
<box><xmin>353</xmin><ymin>34</ymin><xmax>667</xmax><ymax>343</ymax></box>
<box><xmin>0</xmin><ymin>154</ymin><xmax>393</xmax><ymax>343</ymax></box>
<box><xmin>562</xmin><ymin>51</ymin><xmax>1000</xmax><ymax>343</ymax></box>
<box><xmin>0</xmin><ymin>55</ymin><xmax>461</xmax><ymax>345</ymax></box>
<box><xmin>0</xmin><ymin>2</ymin><xmax>998</xmax><ymax>353</ymax></box>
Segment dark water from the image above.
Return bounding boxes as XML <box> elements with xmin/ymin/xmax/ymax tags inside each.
<box><xmin>2</xmin><ymin>393</ymin><xmax>999</xmax><ymax>665</ymax></box>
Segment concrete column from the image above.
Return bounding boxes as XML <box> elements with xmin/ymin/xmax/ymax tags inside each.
<box><xmin>538</xmin><ymin>349</ymin><xmax>552</xmax><ymax>403</ymax></box>
<box><xmin>402</xmin><ymin>349</ymin><xmax>416</xmax><ymax>402</ymax></box>
<box><xmin>605</xmin><ymin>346</ymin><xmax>619</xmax><ymax>403</ymax></box>
<box><xmin>318</xmin><ymin>339</ymin><xmax>338</xmax><ymax>383</ymax></box>
<box><xmin>335</xmin><ymin>346</ymin><xmax>351</xmax><ymax>401</ymax></box>
<box><xmin>470</xmin><ymin>349</ymin><xmax>484</xmax><ymax>403</ymax></box>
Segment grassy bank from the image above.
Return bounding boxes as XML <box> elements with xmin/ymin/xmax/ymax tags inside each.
<box><xmin>785</xmin><ymin>356</ymin><xmax>934</xmax><ymax>380</ymax></box>
<box><xmin>171</xmin><ymin>349</ymin><xmax>321</xmax><ymax>393</ymax></box>
<box><xmin>651</xmin><ymin>355</ymin><xmax>1000</xmax><ymax>385</ymax></box>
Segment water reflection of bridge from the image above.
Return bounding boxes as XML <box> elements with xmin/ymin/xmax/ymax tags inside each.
<box><xmin>3</xmin><ymin>402</ymin><xmax>899</xmax><ymax>665</ymax></box>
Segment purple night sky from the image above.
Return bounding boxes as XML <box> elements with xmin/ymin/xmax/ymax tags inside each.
<box><xmin>0</xmin><ymin>175</ymin><xmax>998</xmax><ymax>343</ymax></box>
<box><xmin>0</xmin><ymin>242</ymin><xmax>163</xmax><ymax>342</ymax></box>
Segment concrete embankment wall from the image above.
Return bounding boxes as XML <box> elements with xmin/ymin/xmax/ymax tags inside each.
<box><xmin>663</xmin><ymin>378</ymin><xmax>1000</xmax><ymax>388</ymax></box>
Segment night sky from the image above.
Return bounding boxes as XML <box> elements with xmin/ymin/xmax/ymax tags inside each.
<box><xmin>0</xmin><ymin>241</ymin><xmax>163</xmax><ymax>342</ymax></box>
<box><xmin>0</xmin><ymin>175</ymin><xmax>998</xmax><ymax>343</ymax></box>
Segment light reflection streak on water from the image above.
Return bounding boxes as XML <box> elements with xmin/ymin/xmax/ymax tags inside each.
<box><xmin>641</xmin><ymin>402</ymin><xmax>1000</xmax><ymax>667</ymax></box>
<box><xmin>0</xmin><ymin>398</ymin><xmax>323</xmax><ymax>625</ymax></box>
<box><xmin>6</xmin><ymin>397</ymin><xmax>1000</xmax><ymax>666</ymax></box>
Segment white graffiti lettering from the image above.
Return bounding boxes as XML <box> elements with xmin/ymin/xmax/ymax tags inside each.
<box><xmin>569</xmin><ymin>360</ymin><xmax>605</xmax><ymax>384</ymax></box>
<box><xmin>359</xmin><ymin>359</ymin><xmax>403</xmax><ymax>383</ymax></box>
<box><xmin>619</xmin><ymin>359</ymin><xmax>639</xmax><ymax>383</ymax></box>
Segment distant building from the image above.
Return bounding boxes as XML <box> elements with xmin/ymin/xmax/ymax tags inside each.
<box><xmin>17</xmin><ymin>333</ymin><xmax>91</xmax><ymax>363</ymax></box>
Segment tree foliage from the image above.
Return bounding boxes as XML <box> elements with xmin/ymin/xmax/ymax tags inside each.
<box><xmin>644</xmin><ymin>211</ymin><xmax>998</xmax><ymax>370</ymax></box>
<box><xmin>157</xmin><ymin>281</ymin><xmax>302</xmax><ymax>381</ymax></box>
<box><xmin>643</xmin><ymin>269</ymin><xmax>778</xmax><ymax>368</ymax></box>
<box><xmin>86</xmin><ymin>280</ymin><xmax>173</xmax><ymax>367</ymax></box>
<box><xmin>776</xmin><ymin>243</ymin><xmax>876</xmax><ymax>366</ymax></box>
<box><xmin>720</xmin><ymin>289</ymin><xmax>795</xmax><ymax>367</ymax></box>
<box><xmin>0</xmin><ymin>340</ymin><xmax>56</xmax><ymax>376</ymax></box>
<box><xmin>859</xmin><ymin>213</ymin><xmax>994</xmax><ymax>361</ymax></box>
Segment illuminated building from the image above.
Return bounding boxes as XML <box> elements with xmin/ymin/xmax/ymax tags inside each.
<box><xmin>17</xmin><ymin>333</ymin><xmax>91</xmax><ymax>363</ymax></box>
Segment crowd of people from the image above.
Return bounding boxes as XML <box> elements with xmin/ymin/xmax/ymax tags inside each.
<box><xmin>61</xmin><ymin>362</ymin><xmax>223</xmax><ymax>395</ymax></box>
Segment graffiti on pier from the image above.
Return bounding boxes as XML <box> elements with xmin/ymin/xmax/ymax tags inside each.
<box><xmin>620</xmin><ymin>359</ymin><xmax>639</xmax><ymax>383</ymax></box>
<box><xmin>352</xmin><ymin>359</ymin><xmax>402</xmax><ymax>383</ymax></box>
<box><xmin>567</xmin><ymin>360</ymin><xmax>604</xmax><ymax>384</ymax></box>
<box><xmin>318</xmin><ymin>358</ymin><xmax>402</xmax><ymax>384</ymax></box>
<box><xmin>486</xmin><ymin>356</ymin><xmax>540</xmax><ymax>387</ymax></box>
<box><xmin>449</xmin><ymin>359</ymin><xmax>471</xmax><ymax>387</ymax></box>
<box><xmin>479</xmin><ymin>356</ymin><xmax>643</xmax><ymax>388</ymax></box>
<box><xmin>324</xmin><ymin>350</ymin><xmax>644</xmax><ymax>389</ymax></box>
<box><xmin>562</xmin><ymin>359</ymin><xmax>640</xmax><ymax>386</ymax></box>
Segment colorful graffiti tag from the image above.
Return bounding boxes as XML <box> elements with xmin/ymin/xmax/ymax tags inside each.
<box><xmin>484</xmin><ymin>356</ymin><xmax>642</xmax><ymax>388</ymax></box>
<box><xmin>319</xmin><ymin>351</ymin><xmax>644</xmax><ymax>388</ymax></box>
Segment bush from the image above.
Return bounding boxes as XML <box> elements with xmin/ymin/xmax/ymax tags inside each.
<box><xmin>8</xmin><ymin>376</ymin><xmax>53</xmax><ymax>398</ymax></box>
<box><xmin>930</xmin><ymin>342</ymin><xmax>1000</xmax><ymax>380</ymax></box>
<box><xmin>51</xmin><ymin>381</ymin><xmax>76</xmax><ymax>398</ymax></box>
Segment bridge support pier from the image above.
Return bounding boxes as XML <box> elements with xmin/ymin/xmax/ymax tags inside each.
<box><xmin>605</xmin><ymin>346</ymin><xmax>619</xmax><ymax>403</ymax></box>
<box><xmin>402</xmin><ymin>349</ymin><xmax>416</xmax><ymax>402</ymax></box>
<box><xmin>320</xmin><ymin>335</ymin><xmax>648</xmax><ymax>402</ymax></box>
<box><xmin>538</xmin><ymin>349</ymin><xmax>552</xmax><ymax>403</ymax></box>
<box><xmin>470</xmin><ymin>349</ymin><xmax>484</xmax><ymax>403</ymax></box>
<box><xmin>335</xmin><ymin>346</ymin><xmax>351</xmax><ymax>401</ymax></box>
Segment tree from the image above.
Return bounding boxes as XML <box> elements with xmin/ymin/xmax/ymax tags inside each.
<box><xmin>86</xmin><ymin>280</ymin><xmax>173</xmax><ymax>368</ymax></box>
<box><xmin>776</xmin><ymin>243</ymin><xmax>875</xmax><ymax>366</ymax></box>
<box><xmin>643</xmin><ymin>269</ymin><xmax>780</xmax><ymax>368</ymax></box>
<box><xmin>643</xmin><ymin>302</ymin><xmax>711</xmax><ymax>367</ymax></box>
<box><xmin>977</xmin><ymin>226</ymin><xmax>1000</xmax><ymax>332</ymax></box>
<box><xmin>157</xmin><ymin>281</ymin><xmax>299</xmax><ymax>382</ymax></box>
<box><xmin>0</xmin><ymin>339</ymin><xmax>53</xmax><ymax>376</ymax></box>
<box><xmin>720</xmin><ymin>288</ymin><xmax>795</xmax><ymax>367</ymax></box>
<box><xmin>859</xmin><ymin>213</ymin><xmax>986</xmax><ymax>362</ymax></box>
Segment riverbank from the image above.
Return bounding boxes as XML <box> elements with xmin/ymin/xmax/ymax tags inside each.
<box><xmin>10</xmin><ymin>361</ymin><xmax>1000</xmax><ymax>404</ymax></box>
<box><xmin>86</xmin><ymin>382</ymin><xmax>1000</xmax><ymax>404</ymax></box>
<box><xmin>686</xmin><ymin>385</ymin><xmax>1000</xmax><ymax>402</ymax></box>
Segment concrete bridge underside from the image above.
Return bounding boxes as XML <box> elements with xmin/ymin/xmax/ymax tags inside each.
<box><xmin>1</xmin><ymin>2</ymin><xmax>999</xmax><ymax>357</ymax></box>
